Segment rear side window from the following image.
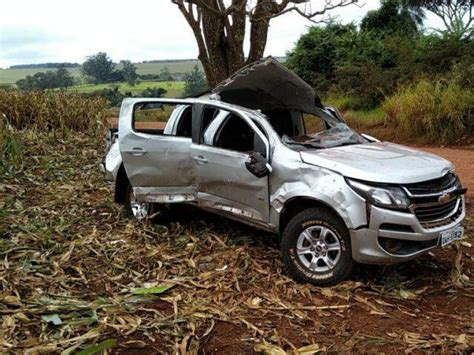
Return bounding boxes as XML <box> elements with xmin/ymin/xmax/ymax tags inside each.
<box><xmin>133</xmin><ymin>102</ymin><xmax>192</xmax><ymax>137</ymax></box>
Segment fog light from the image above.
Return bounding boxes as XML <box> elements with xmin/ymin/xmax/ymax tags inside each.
<box><xmin>380</xmin><ymin>238</ymin><xmax>403</xmax><ymax>254</ymax></box>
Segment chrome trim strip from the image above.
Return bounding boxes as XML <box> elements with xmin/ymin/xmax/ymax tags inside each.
<box><xmin>409</xmin><ymin>198</ymin><xmax>461</xmax><ymax>224</ymax></box>
<box><xmin>402</xmin><ymin>184</ymin><xmax>458</xmax><ymax>198</ymax></box>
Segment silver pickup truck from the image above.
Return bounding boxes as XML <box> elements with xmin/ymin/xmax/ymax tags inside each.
<box><xmin>103</xmin><ymin>58</ymin><xmax>466</xmax><ymax>285</ymax></box>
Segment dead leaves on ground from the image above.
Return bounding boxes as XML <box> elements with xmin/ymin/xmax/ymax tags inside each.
<box><xmin>0</xmin><ymin>132</ymin><xmax>473</xmax><ymax>353</ymax></box>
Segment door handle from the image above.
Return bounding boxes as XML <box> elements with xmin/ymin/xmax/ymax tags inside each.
<box><xmin>192</xmin><ymin>155</ymin><xmax>208</xmax><ymax>164</ymax></box>
<box><xmin>125</xmin><ymin>147</ymin><xmax>147</xmax><ymax>156</ymax></box>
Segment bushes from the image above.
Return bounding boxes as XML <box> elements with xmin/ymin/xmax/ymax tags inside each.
<box><xmin>0</xmin><ymin>89</ymin><xmax>108</xmax><ymax>136</ymax></box>
<box><xmin>383</xmin><ymin>80</ymin><xmax>473</xmax><ymax>144</ymax></box>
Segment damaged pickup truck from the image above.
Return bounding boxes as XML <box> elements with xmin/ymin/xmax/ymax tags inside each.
<box><xmin>102</xmin><ymin>57</ymin><xmax>466</xmax><ymax>286</ymax></box>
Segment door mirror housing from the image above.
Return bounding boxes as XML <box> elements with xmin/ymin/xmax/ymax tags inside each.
<box><xmin>245</xmin><ymin>152</ymin><xmax>272</xmax><ymax>178</ymax></box>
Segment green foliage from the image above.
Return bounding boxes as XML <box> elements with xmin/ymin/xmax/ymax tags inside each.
<box><xmin>183</xmin><ymin>65</ymin><xmax>208</xmax><ymax>97</ymax></box>
<box><xmin>159</xmin><ymin>66</ymin><xmax>173</xmax><ymax>81</ymax></box>
<box><xmin>360</xmin><ymin>0</ymin><xmax>423</xmax><ymax>37</ymax></box>
<box><xmin>286</xmin><ymin>24</ymin><xmax>359</xmax><ymax>93</ymax></box>
<box><xmin>81</xmin><ymin>86</ymin><xmax>132</xmax><ymax>107</ymax></box>
<box><xmin>0</xmin><ymin>118</ymin><xmax>23</xmax><ymax>172</ymax></box>
<box><xmin>383</xmin><ymin>79</ymin><xmax>474</xmax><ymax>144</ymax></box>
<box><xmin>140</xmin><ymin>87</ymin><xmax>167</xmax><ymax>98</ymax></box>
<box><xmin>287</xmin><ymin>6</ymin><xmax>472</xmax><ymax>110</ymax></box>
<box><xmin>416</xmin><ymin>35</ymin><xmax>474</xmax><ymax>76</ymax></box>
<box><xmin>81</xmin><ymin>52</ymin><xmax>116</xmax><ymax>84</ymax></box>
<box><xmin>120</xmin><ymin>60</ymin><xmax>139</xmax><ymax>86</ymax></box>
<box><xmin>16</xmin><ymin>64</ymin><xmax>74</xmax><ymax>90</ymax></box>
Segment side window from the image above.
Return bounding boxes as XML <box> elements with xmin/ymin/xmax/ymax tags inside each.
<box><xmin>133</xmin><ymin>102</ymin><xmax>192</xmax><ymax>137</ymax></box>
<box><xmin>213</xmin><ymin>114</ymin><xmax>266</xmax><ymax>157</ymax></box>
<box><xmin>175</xmin><ymin>106</ymin><xmax>192</xmax><ymax>138</ymax></box>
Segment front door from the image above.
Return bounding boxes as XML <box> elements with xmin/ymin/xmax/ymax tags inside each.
<box><xmin>190</xmin><ymin>110</ymin><xmax>270</xmax><ymax>223</ymax></box>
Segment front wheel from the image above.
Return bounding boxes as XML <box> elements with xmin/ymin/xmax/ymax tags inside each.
<box><xmin>125</xmin><ymin>184</ymin><xmax>154</xmax><ymax>221</ymax></box>
<box><xmin>281</xmin><ymin>208</ymin><xmax>353</xmax><ymax>286</ymax></box>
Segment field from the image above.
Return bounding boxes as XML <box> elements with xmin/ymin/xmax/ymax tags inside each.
<box><xmin>69</xmin><ymin>81</ymin><xmax>186</xmax><ymax>97</ymax></box>
<box><xmin>0</xmin><ymin>60</ymin><xmax>201</xmax><ymax>85</ymax></box>
<box><xmin>0</xmin><ymin>127</ymin><xmax>473</xmax><ymax>353</ymax></box>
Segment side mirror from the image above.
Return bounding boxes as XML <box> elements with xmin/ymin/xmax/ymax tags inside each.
<box><xmin>245</xmin><ymin>152</ymin><xmax>272</xmax><ymax>178</ymax></box>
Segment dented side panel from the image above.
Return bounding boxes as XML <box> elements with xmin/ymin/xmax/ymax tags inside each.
<box><xmin>268</xmin><ymin>144</ymin><xmax>368</xmax><ymax>230</ymax></box>
<box><xmin>191</xmin><ymin>144</ymin><xmax>270</xmax><ymax>223</ymax></box>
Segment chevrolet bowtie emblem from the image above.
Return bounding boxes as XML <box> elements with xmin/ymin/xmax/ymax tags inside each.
<box><xmin>438</xmin><ymin>193</ymin><xmax>452</xmax><ymax>203</ymax></box>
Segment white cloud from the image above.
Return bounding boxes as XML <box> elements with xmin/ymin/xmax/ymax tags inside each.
<box><xmin>0</xmin><ymin>0</ymin><xmax>446</xmax><ymax>68</ymax></box>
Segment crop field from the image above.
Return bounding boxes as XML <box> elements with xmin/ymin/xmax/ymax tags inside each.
<box><xmin>69</xmin><ymin>81</ymin><xmax>186</xmax><ymax>97</ymax></box>
<box><xmin>0</xmin><ymin>61</ymin><xmax>201</xmax><ymax>85</ymax></box>
<box><xmin>0</xmin><ymin>128</ymin><xmax>473</xmax><ymax>353</ymax></box>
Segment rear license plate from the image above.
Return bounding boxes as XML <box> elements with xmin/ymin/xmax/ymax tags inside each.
<box><xmin>440</xmin><ymin>226</ymin><xmax>464</xmax><ymax>247</ymax></box>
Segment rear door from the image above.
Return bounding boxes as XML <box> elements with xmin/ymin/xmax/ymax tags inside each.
<box><xmin>119</xmin><ymin>99</ymin><xmax>196</xmax><ymax>203</ymax></box>
<box><xmin>190</xmin><ymin>106</ymin><xmax>271</xmax><ymax>223</ymax></box>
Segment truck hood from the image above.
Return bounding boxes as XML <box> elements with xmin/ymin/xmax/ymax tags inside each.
<box><xmin>211</xmin><ymin>57</ymin><xmax>320</xmax><ymax>113</ymax></box>
<box><xmin>300</xmin><ymin>142</ymin><xmax>454</xmax><ymax>184</ymax></box>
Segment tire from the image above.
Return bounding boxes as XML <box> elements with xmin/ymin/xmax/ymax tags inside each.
<box><xmin>124</xmin><ymin>183</ymin><xmax>155</xmax><ymax>221</ymax></box>
<box><xmin>281</xmin><ymin>207</ymin><xmax>353</xmax><ymax>286</ymax></box>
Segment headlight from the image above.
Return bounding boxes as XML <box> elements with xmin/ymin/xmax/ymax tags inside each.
<box><xmin>346</xmin><ymin>178</ymin><xmax>410</xmax><ymax>210</ymax></box>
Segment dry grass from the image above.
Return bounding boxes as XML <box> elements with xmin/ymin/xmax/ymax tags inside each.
<box><xmin>0</xmin><ymin>131</ymin><xmax>473</xmax><ymax>353</ymax></box>
<box><xmin>383</xmin><ymin>80</ymin><xmax>474</xmax><ymax>144</ymax></box>
<box><xmin>0</xmin><ymin>89</ymin><xmax>109</xmax><ymax>136</ymax></box>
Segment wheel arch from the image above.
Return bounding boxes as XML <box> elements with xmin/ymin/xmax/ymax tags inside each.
<box><xmin>279</xmin><ymin>196</ymin><xmax>348</xmax><ymax>236</ymax></box>
<box><xmin>115</xmin><ymin>164</ymin><xmax>130</xmax><ymax>203</ymax></box>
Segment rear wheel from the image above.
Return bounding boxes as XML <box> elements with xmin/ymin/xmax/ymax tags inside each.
<box><xmin>125</xmin><ymin>184</ymin><xmax>154</xmax><ymax>221</ymax></box>
<box><xmin>281</xmin><ymin>208</ymin><xmax>353</xmax><ymax>286</ymax></box>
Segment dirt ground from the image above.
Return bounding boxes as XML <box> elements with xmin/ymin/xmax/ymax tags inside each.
<box><xmin>0</xmin><ymin>134</ymin><xmax>472</xmax><ymax>354</ymax></box>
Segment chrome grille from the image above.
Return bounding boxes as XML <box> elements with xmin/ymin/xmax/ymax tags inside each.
<box><xmin>412</xmin><ymin>198</ymin><xmax>459</xmax><ymax>223</ymax></box>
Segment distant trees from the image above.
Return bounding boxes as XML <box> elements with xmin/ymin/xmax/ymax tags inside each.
<box><xmin>140</xmin><ymin>87</ymin><xmax>168</xmax><ymax>97</ymax></box>
<box><xmin>159</xmin><ymin>67</ymin><xmax>173</xmax><ymax>81</ymax></box>
<box><xmin>183</xmin><ymin>65</ymin><xmax>208</xmax><ymax>96</ymax></box>
<box><xmin>9</xmin><ymin>62</ymin><xmax>80</xmax><ymax>69</ymax></box>
<box><xmin>81</xmin><ymin>52</ymin><xmax>116</xmax><ymax>84</ymax></box>
<box><xmin>16</xmin><ymin>64</ymin><xmax>74</xmax><ymax>90</ymax></box>
<box><xmin>120</xmin><ymin>60</ymin><xmax>139</xmax><ymax>86</ymax></box>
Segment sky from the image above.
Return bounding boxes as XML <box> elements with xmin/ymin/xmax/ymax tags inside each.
<box><xmin>0</xmin><ymin>0</ymin><xmax>445</xmax><ymax>68</ymax></box>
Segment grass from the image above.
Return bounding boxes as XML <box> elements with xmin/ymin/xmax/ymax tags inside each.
<box><xmin>0</xmin><ymin>61</ymin><xmax>201</xmax><ymax>85</ymax></box>
<box><xmin>68</xmin><ymin>81</ymin><xmax>185</xmax><ymax>97</ymax></box>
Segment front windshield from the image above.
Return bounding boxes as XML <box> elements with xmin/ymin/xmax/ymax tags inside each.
<box><xmin>280</xmin><ymin>107</ymin><xmax>367</xmax><ymax>150</ymax></box>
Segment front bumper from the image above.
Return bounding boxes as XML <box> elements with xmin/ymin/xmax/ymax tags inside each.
<box><xmin>350</xmin><ymin>196</ymin><xmax>466</xmax><ymax>264</ymax></box>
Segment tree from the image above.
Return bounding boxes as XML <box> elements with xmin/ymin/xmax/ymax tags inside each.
<box><xmin>409</xmin><ymin>0</ymin><xmax>473</xmax><ymax>39</ymax></box>
<box><xmin>159</xmin><ymin>66</ymin><xmax>173</xmax><ymax>81</ymax></box>
<box><xmin>183</xmin><ymin>65</ymin><xmax>208</xmax><ymax>96</ymax></box>
<box><xmin>286</xmin><ymin>24</ymin><xmax>361</xmax><ymax>91</ymax></box>
<box><xmin>121</xmin><ymin>60</ymin><xmax>139</xmax><ymax>86</ymax></box>
<box><xmin>141</xmin><ymin>87</ymin><xmax>168</xmax><ymax>97</ymax></box>
<box><xmin>171</xmin><ymin>0</ymin><xmax>359</xmax><ymax>86</ymax></box>
<box><xmin>81</xmin><ymin>52</ymin><xmax>115</xmax><ymax>84</ymax></box>
<box><xmin>360</xmin><ymin>0</ymin><xmax>425</xmax><ymax>37</ymax></box>
<box><xmin>16</xmin><ymin>66</ymin><xmax>74</xmax><ymax>90</ymax></box>
<box><xmin>55</xmin><ymin>64</ymin><xmax>75</xmax><ymax>88</ymax></box>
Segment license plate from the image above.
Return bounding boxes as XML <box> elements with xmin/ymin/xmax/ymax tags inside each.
<box><xmin>440</xmin><ymin>226</ymin><xmax>464</xmax><ymax>247</ymax></box>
